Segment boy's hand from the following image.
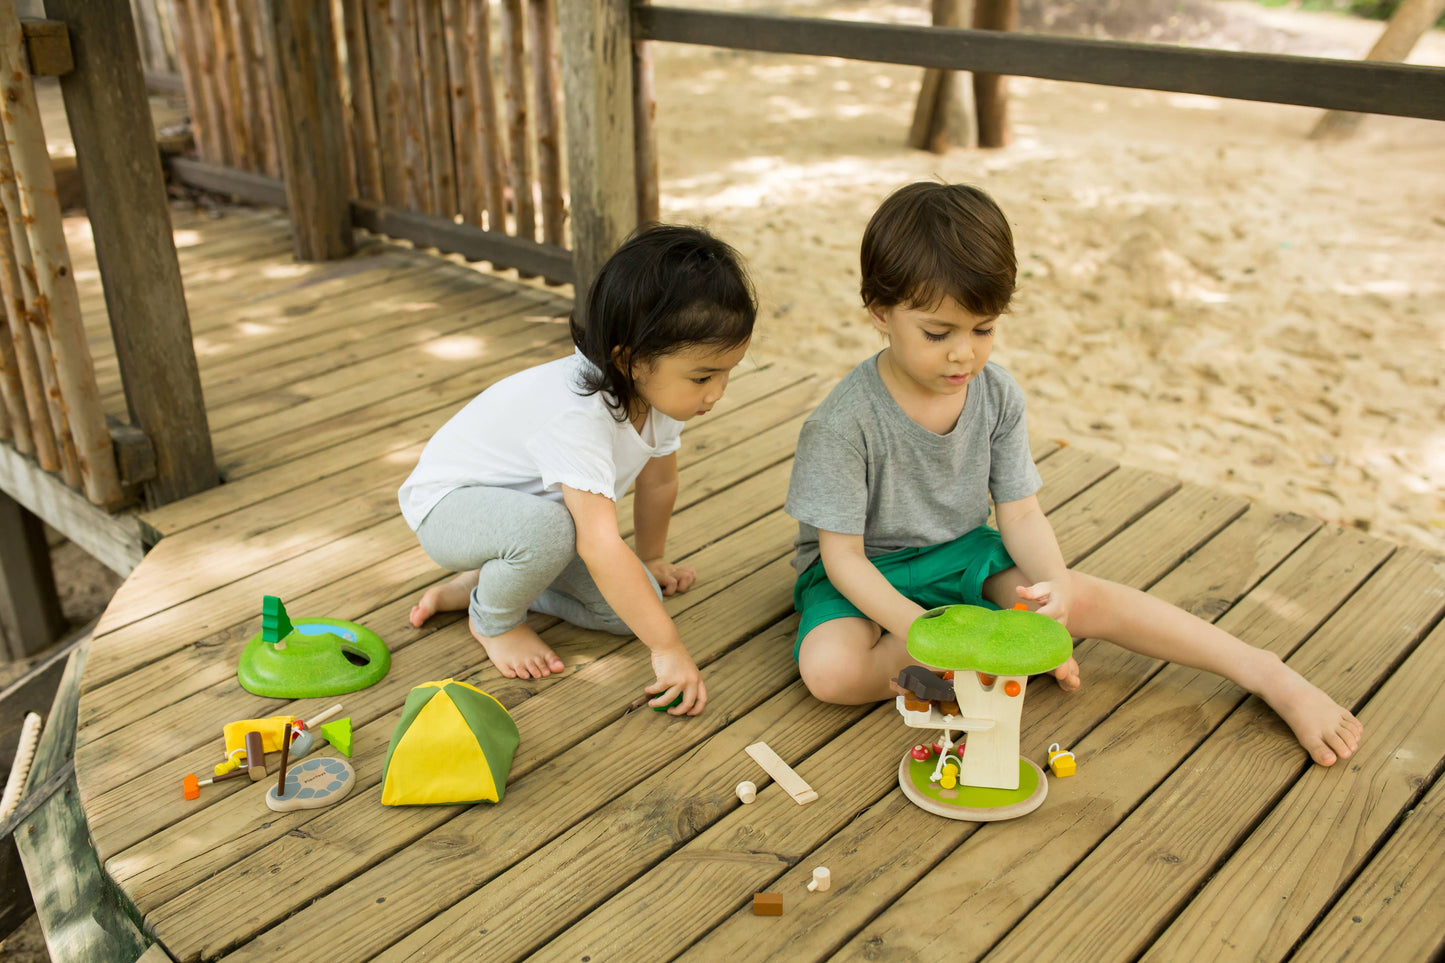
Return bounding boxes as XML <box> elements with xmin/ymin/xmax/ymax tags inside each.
<box><xmin>646</xmin><ymin>644</ymin><xmax>707</xmax><ymax>715</ymax></box>
<box><xmin>1017</xmin><ymin>579</ymin><xmax>1074</xmax><ymax>629</ymax></box>
<box><xmin>643</xmin><ymin>557</ymin><xmax>696</xmax><ymax>596</ymax></box>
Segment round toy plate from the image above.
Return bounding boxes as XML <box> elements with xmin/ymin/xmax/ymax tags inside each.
<box><xmin>897</xmin><ymin>750</ymin><xmax>1048</xmax><ymax>821</ymax></box>
<box><xmin>266</xmin><ymin>756</ymin><xmax>355</xmax><ymax>813</ymax></box>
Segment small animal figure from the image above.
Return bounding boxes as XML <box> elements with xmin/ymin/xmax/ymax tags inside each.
<box><xmin>894</xmin><ymin>665</ymin><xmax>955</xmax><ymax>702</ymax></box>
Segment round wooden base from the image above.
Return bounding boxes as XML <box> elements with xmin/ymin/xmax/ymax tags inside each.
<box><xmin>897</xmin><ymin>751</ymin><xmax>1048</xmax><ymax>821</ymax></box>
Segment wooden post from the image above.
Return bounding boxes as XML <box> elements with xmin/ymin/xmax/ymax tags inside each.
<box><xmin>558</xmin><ymin>0</ymin><xmax>637</xmax><ymax>311</ymax></box>
<box><xmin>43</xmin><ymin>0</ymin><xmax>215</xmax><ymax>506</ymax></box>
<box><xmin>908</xmin><ymin>0</ymin><xmax>974</xmax><ymax>153</ymax></box>
<box><xmin>364</xmin><ymin>0</ymin><xmax>403</xmax><ymax>206</ymax></box>
<box><xmin>972</xmin><ymin>0</ymin><xmax>1016</xmax><ymax>148</ymax></box>
<box><xmin>441</xmin><ymin>0</ymin><xmax>480</xmax><ymax>224</ymax></box>
<box><xmin>0</xmin><ymin>310</ymin><xmax>30</xmax><ymax>455</ymax></box>
<box><xmin>2</xmin><ymin>0</ymin><xmax>119</xmax><ymax>505</ymax></box>
<box><xmin>1310</xmin><ymin>0</ymin><xmax>1445</xmax><ymax>140</ymax></box>
<box><xmin>528</xmin><ymin>0</ymin><xmax>565</xmax><ymax>250</ymax></box>
<box><xmin>206</xmin><ymin>0</ymin><xmax>245</xmax><ymax>167</ymax></box>
<box><xmin>500</xmin><ymin>0</ymin><xmax>536</xmax><ymax>263</ymax></box>
<box><xmin>0</xmin><ymin>492</ymin><xmax>64</xmax><ymax>660</ymax></box>
<box><xmin>176</xmin><ymin>0</ymin><xmax>227</xmax><ymax>165</ymax></box>
<box><xmin>0</xmin><ymin>130</ymin><xmax>64</xmax><ymax>478</ymax></box>
<box><xmin>245</xmin><ymin>0</ymin><xmax>281</xmax><ymax>177</ymax></box>
<box><xmin>225</xmin><ymin>0</ymin><xmax>263</xmax><ymax>172</ymax></box>
<box><xmin>416</xmin><ymin>0</ymin><xmax>457</xmax><ymax>219</ymax></box>
<box><xmin>386</xmin><ymin>0</ymin><xmax>430</xmax><ymax>213</ymax></box>
<box><xmin>340</xmin><ymin>0</ymin><xmax>384</xmax><ymax>201</ymax></box>
<box><xmin>0</xmin><ymin>147</ymin><xmax>55</xmax><ymax>469</ymax></box>
<box><xmin>166</xmin><ymin>0</ymin><xmax>216</xmax><ymax>165</ymax></box>
<box><xmin>261</xmin><ymin>0</ymin><xmax>356</xmax><ymax>260</ymax></box>
<box><xmin>632</xmin><ymin>0</ymin><xmax>659</xmax><ymax>224</ymax></box>
<box><xmin>466</xmin><ymin>0</ymin><xmax>509</xmax><ymax>236</ymax></box>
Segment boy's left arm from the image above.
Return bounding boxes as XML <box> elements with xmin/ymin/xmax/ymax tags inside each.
<box><xmin>995</xmin><ymin>494</ymin><xmax>1074</xmax><ymax>624</ymax></box>
<box><xmin>633</xmin><ymin>453</ymin><xmax>695</xmax><ymax>595</ymax></box>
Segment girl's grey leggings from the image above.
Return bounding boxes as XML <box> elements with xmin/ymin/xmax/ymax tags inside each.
<box><xmin>414</xmin><ymin>486</ymin><xmax>662</xmax><ymax>637</ymax></box>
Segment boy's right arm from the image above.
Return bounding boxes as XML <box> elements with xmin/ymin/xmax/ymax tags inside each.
<box><xmin>817</xmin><ymin>529</ymin><xmax>926</xmax><ymax>641</ymax></box>
<box><xmin>562</xmin><ymin>485</ymin><xmax>706</xmax><ymax>714</ymax></box>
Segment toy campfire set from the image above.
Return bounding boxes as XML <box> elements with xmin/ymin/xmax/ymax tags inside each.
<box><xmin>182</xmin><ymin>597</ymin><xmax>521</xmax><ymax>812</ymax></box>
<box><xmin>894</xmin><ymin>603</ymin><xmax>1076</xmax><ymax>821</ymax></box>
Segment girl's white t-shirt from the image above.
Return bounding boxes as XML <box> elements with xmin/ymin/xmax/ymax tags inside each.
<box><xmin>398</xmin><ymin>349</ymin><xmax>684</xmax><ymax>531</ymax></box>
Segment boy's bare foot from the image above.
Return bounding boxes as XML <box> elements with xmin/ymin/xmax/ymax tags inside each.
<box><xmin>1256</xmin><ymin>657</ymin><xmax>1362</xmax><ymax>766</ymax></box>
<box><xmin>471</xmin><ymin>621</ymin><xmax>565</xmax><ymax>679</ymax></box>
<box><xmin>409</xmin><ymin>570</ymin><xmax>481</xmax><ymax>627</ymax></box>
<box><xmin>1053</xmin><ymin>656</ymin><xmax>1081</xmax><ymax>692</ymax></box>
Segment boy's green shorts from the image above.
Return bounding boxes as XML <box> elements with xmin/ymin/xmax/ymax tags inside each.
<box><xmin>792</xmin><ymin>526</ymin><xmax>1015</xmax><ymax>660</ymax></box>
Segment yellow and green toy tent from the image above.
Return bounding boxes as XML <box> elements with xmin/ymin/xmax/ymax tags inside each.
<box><xmin>381</xmin><ymin>679</ymin><xmax>520</xmax><ymax>806</ymax></box>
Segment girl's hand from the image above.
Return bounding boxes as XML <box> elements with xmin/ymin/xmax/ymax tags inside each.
<box><xmin>643</xmin><ymin>557</ymin><xmax>696</xmax><ymax>596</ymax></box>
<box><xmin>646</xmin><ymin>644</ymin><xmax>707</xmax><ymax>715</ymax></box>
<box><xmin>1016</xmin><ymin>578</ymin><xmax>1073</xmax><ymax>629</ymax></box>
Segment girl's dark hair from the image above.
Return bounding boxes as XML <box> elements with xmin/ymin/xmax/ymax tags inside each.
<box><xmin>860</xmin><ymin>182</ymin><xmax>1017</xmax><ymax>317</ymax></box>
<box><xmin>571</xmin><ymin>223</ymin><xmax>756</xmax><ymax>420</ymax></box>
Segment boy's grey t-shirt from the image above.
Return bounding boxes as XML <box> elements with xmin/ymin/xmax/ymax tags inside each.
<box><xmin>785</xmin><ymin>353</ymin><xmax>1042</xmax><ymax>574</ymax></box>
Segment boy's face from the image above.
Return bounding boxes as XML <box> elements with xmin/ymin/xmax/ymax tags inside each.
<box><xmin>869</xmin><ymin>296</ymin><xmax>997</xmax><ymax>398</ymax></box>
<box><xmin>628</xmin><ymin>340</ymin><xmax>751</xmax><ymax>425</ymax></box>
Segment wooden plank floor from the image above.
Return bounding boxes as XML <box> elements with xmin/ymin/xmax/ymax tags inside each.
<box><xmin>68</xmin><ymin>207</ymin><xmax>1445</xmax><ymax>962</ymax></box>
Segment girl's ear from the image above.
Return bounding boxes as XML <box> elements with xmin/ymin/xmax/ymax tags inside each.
<box><xmin>610</xmin><ymin>345</ymin><xmax>630</xmax><ymax>372</ymax></box>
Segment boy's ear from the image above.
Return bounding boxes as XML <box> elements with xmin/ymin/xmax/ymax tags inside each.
<box><xmin>866</xmin><ymin>303</ymin><xmax>892</xmax><ymax>336</ymax></box>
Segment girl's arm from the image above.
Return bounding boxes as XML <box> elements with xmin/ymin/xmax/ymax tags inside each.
<box><xmin>562</xmin><ymin>484</ymin><xmax>706</xmax><ymax>714</ymax></box>
<box><xmin>995</xmin><ymin>494</ymin><xmax>1074</xmax><ymax>622</ymax></box>
<box><xmin>632</xmin><ymin>454</ymin><xmax>695</xmax><ymax>594</ymax></box>
<box><xmin>818</xmin><ymin>529</ymin><xmax>926</xmax><ymax>641</ymax></box>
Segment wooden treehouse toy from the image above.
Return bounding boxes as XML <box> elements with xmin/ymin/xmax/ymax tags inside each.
<box><xmin>894</xmin><ymin>603</ymin><xmax>1072</xmax><ymax>821</ymax></box>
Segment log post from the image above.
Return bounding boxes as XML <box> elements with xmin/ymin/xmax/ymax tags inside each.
<box><xmin>261</xmin><ymin>0</ymin><xmax>355</xmax><ymax>260</ymax></box>
<box><xmin>908</xmin><ymin>0</ymin><xmax>974</xmax><ymax>153</ymax></box>
<box><xmin>0</xmin><ymin>491</ymin><xmax>64</xmax><ymax>660</ymax></box>
<box><xmin>632</xmin><ymin>0</ymin><xmax>659</xmax><ymax>223</ymax></box>
<box><xmin>0</xmin><ymin>141</ymin><xmax>56</xmax><ymax>470</ymax></box>
<box><xmin>42</xmin><ymin>0</ymin><xmax>216</xmax><ymax>506</ymax></box>
<box><xmin>1310</xmin><ymin>0</ymin><xmax>1445</xmax><ymax>140</ymax></box>
<box><xmin>2</xmin><ymin>0</ymin><xmax>118</xmax><ymax>504</ymax></box>
<box><xmin>341</xmin><ymin>0</ymin><xmax>384</xmax><ymax>202</ymax></box>
<box><xmin>467</xmin><ymin>0</ymin><xmax>510</xmax><ymax>236</ymax></box>
<box><xmin>500</xmin><ymin>0</ymin><xmax>536</xmax><ymax>269</ymax></box>
<box><xmin>167</xmin><ymin>0</ymin><xmax>215</xmax><ymax>164</ymax></box>
<box><xmin>972</xmin><ymin>0</ymin><xmax>1016</xmax><ymax>148</ymax></box>
<box><xmin>558</xmin><ymin>0</ymin><xmax>637</xmax><ymax>315</ymax></box>
<box><xmin>417</xmin><ymin>0</ymin><xmax>457</xmax><ymax>218</ymax></box>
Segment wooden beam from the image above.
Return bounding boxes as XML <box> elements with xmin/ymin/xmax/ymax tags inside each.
<box><xmin>350</xmin><ymin>199</ymin><xmax>574</xmax><ymax>282</ymax></box>
<box><xmin>0</xmin><ymin>444</ymin><xmax>145</xmax><ymax>576</ymax></box>
<box><xmin>557</xmin><ymin>0</ymin><xmax>637</xmax><ymax>314</ymax></box>
<box><xmin>635</xmin><ymin>6</ymin><xmax>1445</xmax><ymax>121</ymax></box>
<box><xmin>19</xmin><ymin>18</ymin><xmax>71</xmax><ymax>75</ymax></box>
<box><xmin>161</xmin><ymin>159</ymin><xmax>575</xmax><ymax>281</ymax></box>
<box><xmin>261</xmin><ymin>0</ymin><xmax>355</xmax><ymax>260</ymax></box>
<box><xmin>1311</xmin><ymin>0</ymin><xmax>1445</xmax><ymax>139</ymax></box>
<box><xmin>43</xmin><ymin>0</ymin><xmax>217</xmax><ymax>508</ymax></box>
<box><xmin>0</xmin><ymin>490</ymin><xmax>63</xmax><ymax>660</ymax></box>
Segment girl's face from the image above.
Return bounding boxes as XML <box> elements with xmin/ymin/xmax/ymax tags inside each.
<box><xmin>627</xmin><ymin>340</ymin><xmax>751</xmax><ymax>427</ymax></box>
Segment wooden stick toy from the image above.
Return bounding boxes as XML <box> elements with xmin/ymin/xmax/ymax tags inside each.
<box><xmin>301</xmin><ymin>703</ymin><xmax>343</xmax><ymax>730</ymax></box>
<box><xmin>182</xmin><ymin>767</ymin><xmax>248</xmax><ymax>800</ymax></box>
<box><xmin>276</xmin><ymin>723</ymin><xmax>292</xmax><ymax>797</ymax></box>
<box><xmin>744</xmin><ymin>741</ymin><xmax>817</xmax><ymax>805</ymax></box>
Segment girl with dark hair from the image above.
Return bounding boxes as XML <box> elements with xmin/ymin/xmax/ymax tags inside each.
<box><xmin>398</xmin><ymin>224</ymin><xmax>755</xmax><ymax>716</ymax></box>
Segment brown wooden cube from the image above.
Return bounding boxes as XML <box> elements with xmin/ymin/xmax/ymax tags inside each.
<box><xmin>752</xmin><ymin>892</ymin><xmax>783</xmax><ymax>916</ymax></box>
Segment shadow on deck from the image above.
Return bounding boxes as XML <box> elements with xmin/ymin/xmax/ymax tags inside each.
<box><xmin>65</xmin><ymin>206</ymin><xmax>1445</xmax><ymax>963</ymax></box>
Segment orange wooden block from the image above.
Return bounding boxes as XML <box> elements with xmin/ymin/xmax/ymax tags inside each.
<box><xmin>753</xmin><ymin>892</ymin><xmax>783</xmax><ymax>916</ymax></box>
<box><xmin>903</xmin><ymin>694</ymin><xmax>930</xmax><ymax>712</ymax></box>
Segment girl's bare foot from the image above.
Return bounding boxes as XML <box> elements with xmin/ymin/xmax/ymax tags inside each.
<box><xmin>1053</xmin><ymin>656</ymin><xmax>1081</xmax><ymax>692</ymax></box>
<box><xmin>1256</xmin><ymin>657</ymin><xmax>1362</xmax><ymax>766</ymax></box>
<box><xmin>409</xmin><ymin>570</ymin><xmax>481</xmax><ymax>627</ymax></box>
<box><xmin>471</xmin><ymin>621</ymin><xmax>565</xmax><ymax>679</ymax></box>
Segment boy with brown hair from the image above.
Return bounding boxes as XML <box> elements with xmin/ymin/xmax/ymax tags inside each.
<box><xmin>783</xmin><ymin>182</ymin><xmax>1361</xmax><ymax>766</ymax></box>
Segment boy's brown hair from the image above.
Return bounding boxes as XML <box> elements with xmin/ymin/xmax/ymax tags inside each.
<box><xmin>859</xmin><ymin>182</ymin><xmax>1016</xmax><ymax>317</ymax></box>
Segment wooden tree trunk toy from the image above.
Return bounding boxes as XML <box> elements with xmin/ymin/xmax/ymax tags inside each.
<box><xmin>895</xmin><ymin>603</ymin><xmax>1072</xmax><ymax>821</ymax></box>
<box><xmin>237</xmin><ymin>596</ymin><xmax>390</xmax><ymax>698</ymax></box>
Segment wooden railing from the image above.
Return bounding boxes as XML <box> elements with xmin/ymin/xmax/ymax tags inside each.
<box><xmin>164</xmin><ymin>0</ymin><xmax>606</xmax><ymax>285</ymax></box>
<box><xmin>0</xmin><ymin>1</ymin><xmax>120</xmax><ymax>508</ymax></box>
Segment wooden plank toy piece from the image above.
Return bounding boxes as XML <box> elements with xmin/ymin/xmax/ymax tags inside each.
<box><xmin>745</xmin><ymin>741</ymin><xmax>818</xmax><ymax>805</ymax></box>
<box><xmin>265</xmin><ymin>757</ymin><xmax>356</xmax><ymax>812</ymax></box>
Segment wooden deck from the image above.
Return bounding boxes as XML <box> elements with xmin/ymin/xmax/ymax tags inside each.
<box><xmin>68</xmin><ymin>207</ymin><xmax>1445</xmax><ymax>962</ymax></box>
